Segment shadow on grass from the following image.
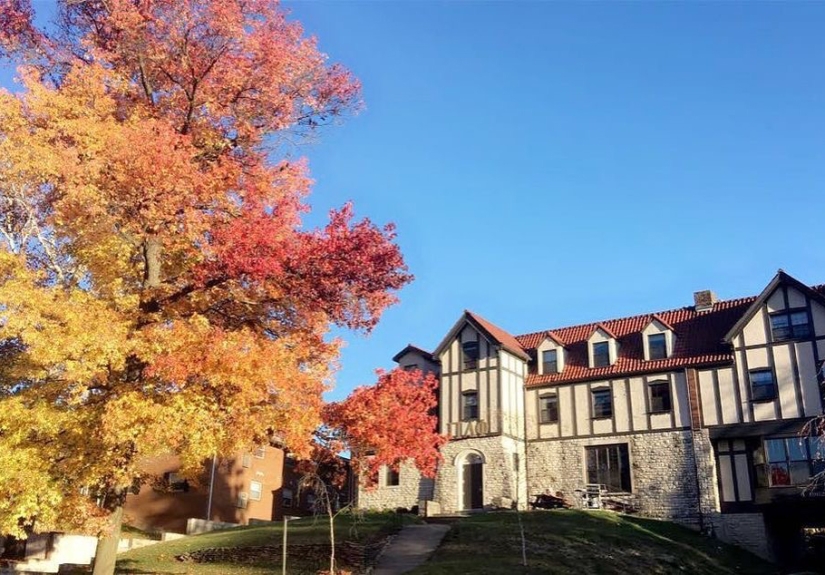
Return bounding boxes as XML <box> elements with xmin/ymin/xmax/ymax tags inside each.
<box><xmin>113</xmin><ymin>558</ymin><xmax>181</xmax><ymax>574</ymax></box>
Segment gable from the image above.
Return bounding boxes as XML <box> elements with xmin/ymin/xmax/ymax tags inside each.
<box><xmin>724</xmin><ymin>271</ymin><xmax>825</xmax><ymax>343</ymax></box>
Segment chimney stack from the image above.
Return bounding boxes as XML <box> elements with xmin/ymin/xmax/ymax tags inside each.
<box><xmin>693</xmin><ymin>290</ymin><xmax>718</xmax><ymax>313</ymax></box>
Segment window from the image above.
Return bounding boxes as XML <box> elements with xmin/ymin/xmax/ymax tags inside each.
<box><xmin>250</xmin><ymin>480</ymin><xmax>263</xmax><ymax>501</ymax></box>
<box><xmin>770</xmin><ymin>311</ymin><xmax>811</xmax><ymax>341</ymax></box>
<box><xmin>163</xmin><ymin>472</ymin><xmax>189</xmax><ymax>493</ymax></box>
<box><xmin>462</xmin><ymin>341</ymin><xmax>479</xmax><ymax>370</ymax></box>
<box><xmin>403</xmin><ymin>363</ymin><xmax>419</xmax><ymax>372</ymax></box>
<box><xmin>542</xmin><ymin>349</ymin><xmax>558</xmax><ymax>374</ymax></box>
<box><xmin>462</xmin><ymin>391</ymin><xmax>479</xmax><ymax>420</ymax></box>
<box><xmin>241</xmin><ymin>453</ymin><xmax>252</xmax><ymax>468</ymax></box>
<box><xmin>586</xmin><ymin>444</ymin><xmax>631</xmax><ymax>492</ymax></box>
<box><xmin>756</xmin><ymin>437</ymin><xmax>825</xmax><ymax>487</ymax></box>
<box><xmin>648</xmin><ymin>381</ymin><xmax>672</xmax><ymax>413</ymax></box>
<box><xmin>254</xmin><ymin>446</ymin><xmax>265</xmax><ymax>459</ymax></box>
<box><xmin>749</xmin><ymin>369</ymin><xmax>777</xmax><ymax>402</ymax></box>
<box><xmin>592</xmin><ymin>388</ymin><xmax>612</xmax><ymax>419</ymax></box>
<box><xmin>539</xmin><ymin>394</ymin><xmax>558</xmax><ymax>424</ymax></box>
<box><xmin>647</xmin><ymin>333</ymin><xmax>667</xmax><ymax>360</ymax></box>
<box><xmin>592</xmin><ymin>342</ymin><xmax>610</xmax><ymax>368</ymax></box>
<box><xmin>282</xmin><ymin>488</ymin><xmax>293</xmax><ymax>508</ymax></box>
<box><xmin>385</xmin><ymin>466</ymin><xmax>400</xmax><ymax>487</ymax></box>
<box><xmin>236</xmin><ymin>492</ymin><xmax>249</xmax><ymax>509</ymax></box>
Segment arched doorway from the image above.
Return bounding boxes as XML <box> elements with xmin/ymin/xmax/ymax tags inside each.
<box><xmin>457</xmin><ymin>452</ymin><xmax>484</xmax><ymax>511</ymax></box>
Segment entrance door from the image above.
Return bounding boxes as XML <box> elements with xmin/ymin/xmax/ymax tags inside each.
<box><xmin>462</xmin><ymin>454</ymin><xmax>483</xmax><ymax>510</ymax></box>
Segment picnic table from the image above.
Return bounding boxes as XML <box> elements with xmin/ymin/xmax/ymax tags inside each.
<box><xmin>529</xmin><ymin>492</ymin><xmax>566</xmax><ymax>509</ymax></box>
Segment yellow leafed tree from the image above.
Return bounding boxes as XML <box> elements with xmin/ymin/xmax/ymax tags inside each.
<box><xmin>0</xmin><ymin>1</ymin><xmax>411</xmax><ymax>571</ymax></box>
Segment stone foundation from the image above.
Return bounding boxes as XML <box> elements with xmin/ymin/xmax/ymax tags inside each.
<box><xmin>433</xmin><ymin>435</ymin><xmax>527</xmax><ymax>514</ymax></box>
<box><xmin>526</xmin><ymin>430</ymin><xmax>701</xmax><ymax>525</ymax></box>
<box><xmin>357</xmin><ymin>462</ymin><xmax>433</xmax><ymax>511</ymax></box>
<box><xmin>707</xmin><ymin>512</ymin><xmax>771</xmax><ymax>561</ymax></box>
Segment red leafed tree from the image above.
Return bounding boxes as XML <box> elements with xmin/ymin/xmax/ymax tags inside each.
<box><xmin>323</xmin><ymin>368</ymin><xmax>448</xmax><ymax>488</ymax></box>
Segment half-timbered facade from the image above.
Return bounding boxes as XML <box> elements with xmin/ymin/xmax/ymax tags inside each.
<box><xmin>357</xmin><ymin>270</ymin><xmax>825</xmax><ymax>566</ymax></box>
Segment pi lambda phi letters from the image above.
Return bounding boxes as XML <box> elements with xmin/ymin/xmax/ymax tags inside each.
<box><xmin>450</xmin><ymin>420</ymin><xmax>489</xmax><ymax>438</ymax></box>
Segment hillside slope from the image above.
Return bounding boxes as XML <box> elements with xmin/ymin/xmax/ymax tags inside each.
<box><xmin>413</xmin><ymin>510</ymin><xmax>777</xmax><ymax>575</ymax></box>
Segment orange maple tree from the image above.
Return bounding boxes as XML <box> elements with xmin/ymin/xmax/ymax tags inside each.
<box><xmin>0</xmin><ymin>0</ymin><xmax>411</xmax><ymax>569</ymax></box>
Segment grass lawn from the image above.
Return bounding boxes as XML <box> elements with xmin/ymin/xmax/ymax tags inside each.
<box><xmin>116</xmin><ymin>511</ymin><xmax>419</xmax><ymax>574</ymax></box>
<box><xmin>412</xmin><ymin>510</ymin><xmax>779</xmax><ymax>575</ymax></box>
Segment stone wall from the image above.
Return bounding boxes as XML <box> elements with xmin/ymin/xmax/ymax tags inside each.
<box><xmin>433</xmin><ymin>435</ymin><xmax>527</xmax><ymax>514</ymax></box>
<box><xmin>357</xmin><ymin>462</ymin><xmax>433</xmax><ymax>511</ymax></box>
<box><xmin>706</xmin><ymin>512</ymin><xmax>771</xmax><ymax>560</ymax></box>
<box><xmin>526</xmin><ymin>430</ymin><xmax>701</xmax><ymax>525</ymax></box>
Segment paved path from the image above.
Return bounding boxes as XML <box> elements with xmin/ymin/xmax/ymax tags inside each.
<box><xmin>372</xmin><ymin>524</ymin><xmax>451</xmax><ymax>575</ymax></box>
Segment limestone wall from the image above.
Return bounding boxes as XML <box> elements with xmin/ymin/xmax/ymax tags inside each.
<box><xmin>706</xmin><ymin>512</ymin><xmax>771</xmax><ymax>561</ymax></box>
<box><xmin>356</xmin><ymin>462</ymin><xmax>433</xmax><ymax>511</ymax></box>
<box><xmin>433</xmin><ymin>435</ymin><xmax>527</xmax><ymax>514</ymax></box>
<box><xmin>526</xmin><ymin>430</ymin><xmax>701</xmax><ymax>525</ymax></box>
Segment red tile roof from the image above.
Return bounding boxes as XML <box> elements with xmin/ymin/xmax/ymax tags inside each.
<box><xmin>466</xmin><ymin>310</ymin><xmax>530</xmax><ymax>361</ymax></box>
<box><xmin>516</xmin><ymin>282</ymin><xmax>825</xmax><ymax>388</ymax></box>
<box><xmin>518</xmin><ymin>299</ymin><xmax>752</xmax><ymax>387</ymax></box>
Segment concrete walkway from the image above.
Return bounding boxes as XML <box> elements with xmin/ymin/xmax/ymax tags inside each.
<box><xmin>372</xmin><ymin>524</ymin><xmax>451</xmax><ymax>575</ymax></box>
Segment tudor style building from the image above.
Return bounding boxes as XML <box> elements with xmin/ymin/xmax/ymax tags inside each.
<box><xmin>358</xmin><ymin>270</ymin><xmax>825</xmax><ymax>567</ymax></box>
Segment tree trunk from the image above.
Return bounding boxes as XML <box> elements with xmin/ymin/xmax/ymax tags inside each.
<box><xmin>92</xmin><ymin>504</ymin><xmax>123</xmax><ymax>575</ymax></box>
<box><xmin>328</xmin><ymin>498</ymin><xmax>335</xmax><ymax>575</ymax></box>
<box><xmin>140</xmin><ymin>236</ymin><xmax>162</xmax><ymax>315</ymax></box>
<box><xmin>142</xmin><ymin>236</ymin><xmax>161</xmax><ymax>289</ymax></box>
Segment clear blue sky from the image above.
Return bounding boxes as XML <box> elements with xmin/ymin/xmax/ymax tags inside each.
<box><xmin>4</xmin><ymin>2</ymin><xmax>825</xmax><ymax>401</ymax></box>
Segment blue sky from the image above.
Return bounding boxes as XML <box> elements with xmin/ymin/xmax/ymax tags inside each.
<box><xmin>4</xmin><ymin>2</ymin><xmax>825</xmax><ymax>401</ymax></box>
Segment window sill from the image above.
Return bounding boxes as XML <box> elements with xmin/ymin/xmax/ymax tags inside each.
<box><xmin>539</xmin><ymin>420</ymin><xmax>559</xmax><ymax>425</ymax></box>
<box><xmin>750</xmin><ymin>397</ymin><xmax>777</xmax><ymax>403</ymax></box>
<box><xmin>649</xmin><ymin>409</ymin><xmax>672</xmax><ymax>415</ymax></box>
<box><xmin>591</xmin><ymin>415</ymin><xmax>613</xmax><ymax>420</ymax></box>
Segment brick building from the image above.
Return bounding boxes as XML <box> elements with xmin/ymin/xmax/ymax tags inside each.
<box><xmin>358</xmin><ymin>270</ymin><xmax>825</xmax><ymax>568</ymax></box>
<box><xmin>124</xmin><ymin>446</ymin><xmax>353</xmax><ymax>533</ymax></box>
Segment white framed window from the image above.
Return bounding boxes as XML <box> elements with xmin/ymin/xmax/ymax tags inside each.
<box><xmin>283</xmin><ymin>488</ymin><xmax>293</xmax><ymax>508</ymax></box>
<box><xmin>237</xmin><ymin>492</ymin><xmax>249</xmax><ymax>509</ymax></box>
<box><xmin>250</xmin><ymin>480</ymin><xmax>263</xmax><ymax>501</ymax></box>
<box><xmin>254</xmin><ymin>446</ymin><xmax>265</xmax><ymax>459</ymax></box>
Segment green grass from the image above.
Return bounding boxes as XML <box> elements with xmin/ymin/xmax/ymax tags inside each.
<box><xmin>413</xmin><ymin>510</ymin><xmax>779</xmax><ymax>575</ymax></box>
<box><xmin>116</xmin><ymin>511</ymin><xmax>420</xmax><ymax>574</ymax></box>
<box><xmin>121</xmin><ymin>525</ymin><xmax>163</xmax><ymax>541</ymax></box>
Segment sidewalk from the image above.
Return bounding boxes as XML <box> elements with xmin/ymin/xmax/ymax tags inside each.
<box><xmin>372</xmin><ymin>523</ymin><xmax>450</xmax><ymax>575</ymax></box>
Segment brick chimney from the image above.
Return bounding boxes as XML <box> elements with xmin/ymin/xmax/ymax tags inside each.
<box><xmin>693</xmin><ymin>290</ymin><xmax>718</xmax><ymax>313</ymax></box>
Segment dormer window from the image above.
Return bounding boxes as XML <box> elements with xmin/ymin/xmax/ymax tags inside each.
<box><xmin>647</xmin><ymin>334</ymin><xmax>667</xmax><ymax>360</ymax></box>
<box><xmin>542</xmin><ymin>350</ymin><xmax>558</xmax><ymax>374</ymax></box>
<box><xmin>462</xmin><ymin>341</ymin><xmax>479</xmax><ymax>370</ymax></box>
<box><xmin>587</xmin><ymin>325</ymin><xmax>617</xmax><ymax>368</ymax></box>
<box><xmin>642</xmin><ymin>316</ymin><xmax>675</xmax><ymax>361</ymax></box>
<box><xmin>592</xmin><ymin>342</ymin><xmax>610</xmax><ymax>368</ymax></box>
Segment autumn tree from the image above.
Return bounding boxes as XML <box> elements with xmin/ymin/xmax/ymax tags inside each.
<box><xmin>298</xmin><ymin>367</ymin><xmax>446</xmax><ymax>574</ymax></box>
<box><xmin>323</xmin><ymin>368</ymin><xmax>446</xmax><ymax>487</ymax></box>
<box><xmin>0</xmin><ymin>1</ymin><xmax>411</xmax><ymax>572</ymax></box>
